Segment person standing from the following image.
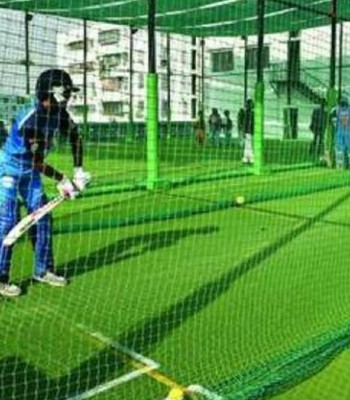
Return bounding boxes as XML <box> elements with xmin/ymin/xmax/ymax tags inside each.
<box><xmin>208</xmin><ymin>108</ymin><xmax>222</xmax><ymax>146</ymax></box>
<box><xmin>309</xmin><ymin>98</ymin><xmax>327</xmax><ymax>157</ymax></box>
<box><xmin>222</xmin><ymin>110</ymin><xmax>233</xmax><ymax>145</ymax></box>
<box><xmin>237</xmin><ymin>106</ymin><xmax>245</xmax><ymax>146</ymax></box>
<box><xmin>193</xmin><ymin>110</ymin><xmax>205</xmax><ymax>145</ymax></box>
<box><xmin>242</xmin><ymin>99</ymin><xmax>254</xmax><ymax>164</ymax></box>
<box><xmin>0</xmin><ymin>69</ymin><xmax>91</xmax><ymax>297</ymax></box>
<box><xmin>334</xmin><ymin>96</ymin><xmax>350</xmax><ymax>169</ymax></box>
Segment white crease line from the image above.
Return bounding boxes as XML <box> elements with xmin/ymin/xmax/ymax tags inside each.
<box><xmin>66</xmin><ymin>365</ymin><xmax>156</xmax><ymax>400</ymax></box>
<box><xmin>77</xmin><ymin>324</ymin><xmax>160</xmax><ymax>369</ymax></box>
<box><xmin>188</xmin><ymin>384</ymin><xmax>224</xmax><ymax>400</ymax></box>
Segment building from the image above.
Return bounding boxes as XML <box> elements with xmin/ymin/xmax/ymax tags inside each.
<box><xmin>57</xmin><ymin>23</ymin><xmax>200</xmax><ymax>124</ymax></box>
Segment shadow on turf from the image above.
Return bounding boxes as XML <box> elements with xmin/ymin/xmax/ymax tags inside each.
<box><xmin>6</xmin><ymin>192</ymin><xmax>350</xmax><ymax>399</ymax></box>
<box><xmin>114</xmin><ymin>190</ymin><xmax>350</xmax><ymax>355</ymax></box>
<box><xmin>0</xmin><ymin>349</ymin><xmax>127</xmax><ymax>400</ymax></box>
<box><xmin>58</xmin><ymin>226</ymin><xmax>219</xmax><ymax>279</ymax></box>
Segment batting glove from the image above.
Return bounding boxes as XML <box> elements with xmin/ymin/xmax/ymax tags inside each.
<box><xmin>73</xmin><ymin>167</ymin><xmax>91</xmax><ymax>192</ymax></box>
<box><xmin>57</xmin><ymin>177</ymin><xmax>77</xmax><ymax>199</ymax></box>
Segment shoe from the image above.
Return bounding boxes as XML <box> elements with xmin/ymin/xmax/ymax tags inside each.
<box><xmin>34</xmin><ymin>271</ymin><xmax>67</xmax><ymax>287</ymax></box>
<box><xmin>0</xmin><ymin>283</ymin><xmax>21</xmax><ymax>297</ymax></box>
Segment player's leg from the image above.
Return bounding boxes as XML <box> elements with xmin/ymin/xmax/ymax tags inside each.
<box><xmin>242</xmin><ymin>133</ymin><xmax>253</xmax><ymax>164</ymax></box>
<box><xmin>20</xmin><ymin>173</ymin><xmax>67</xmax><ymax>286</ymax></box>
<box><xmin>0</xmin><ymin>176</ymin><xmax>21</xmax><ymax>297</ymax></box>
<box><xmin>335</xmin><ymin>135</ymin><xmax>346</xmax><ymax>169</ymax></box>
<box><xmin>315</xmin><ymin>132</ymin><xmax>322</xmax><ymax>155</ymax></box>
<box><xmin>335</xmin><ymin>149</ymin><xmax>345</xmax><ymax>168</ymax></box>
<box><xmin>319</xmin><ymin>132</ymin><xmax>325</xmax><ymax>158</ymax></box>
<box><xmin>309</xmin><ymin>134</ymin><xmax>316</xmax><ymax>155</ymax></box>
<box><xmin>343</xmin><ymin>133</ymin><xmax>350</xmax><ymax>169</ymax></box>
<box><xmin>196</xmin><ymin>129</ymin><xmax>204</xmax><ymax>145</ymax></box>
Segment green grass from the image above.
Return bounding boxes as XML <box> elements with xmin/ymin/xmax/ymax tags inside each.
<box><xmin>46</xmin><ymin>136</ymin><xmax>313</xmax><ymax>189</ymax></box>
<box><xmin>2</xmin><ymin>135</ymin><xmax>350</xmax><ymax>399</ymax></box>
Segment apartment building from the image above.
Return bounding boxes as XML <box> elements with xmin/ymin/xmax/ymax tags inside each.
<box><xmin>57</xmin><ymin>23</ymin><xmax>200</xmax><ymax>123</ymax></box>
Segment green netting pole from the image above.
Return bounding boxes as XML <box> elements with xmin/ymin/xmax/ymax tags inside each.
<box><xmin>324</xmin><ymin>0</ymin><xmax>338</xmax><ymax>167</ymax></box>
<box><xmin>146</xmin><ymin>0</ymin><xmax>159</xmax><ymax>190</ymax></box>
<box><xmin>83</xmin><ymin>20</ymin><xmax>89</xmax><ymax>139</ymax></box>
<box><xmin>254</xmin><ymin>0</ymin><xmax>265</xmax><ymax>175</ymax></box>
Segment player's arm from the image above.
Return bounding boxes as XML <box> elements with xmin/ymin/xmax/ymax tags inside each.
<box><xmin>24</xmin><ymin>128</ymin><xmax>76</xmax><ymax>199</ymax></box>
<box><xmin>60</xmin><ymin>110</ymin><xmax>91</xmax><ymax>190</ymax></box>
<box><xmin>23</xmin><ymin>128</ymin><xmax>64</xmax><ymax>181</ymax></box>
<box><xmin>34</xmin><ymin>153</ymin><xmax>64</xmax><ymax>181</ymax></box>
<box><xmin>69</xmin><ymin>123</ymin><xmax>83</xmax><ymax>168</ymax></box>
<box><xmin>58</xmin><ymin>109</ymin><xmax>82</xmax><ymax>167</ymax></box>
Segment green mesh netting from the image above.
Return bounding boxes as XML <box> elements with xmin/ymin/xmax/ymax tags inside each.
<box><xmin>0</xmin><ymin>1</ymin><xmax>350</xmax><ymax>400</ymax></box>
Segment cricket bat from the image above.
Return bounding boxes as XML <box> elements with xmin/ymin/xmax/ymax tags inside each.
<box><xmin>3</xmin><ymin>195</ymin><xmax>65</xmax><ymax>247</ymax></box>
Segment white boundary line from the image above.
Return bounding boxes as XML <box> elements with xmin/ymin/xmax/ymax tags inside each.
<box><xmin>77</xmin><ymin>325</ymin><xmax>160</xmax><ymax>370</ymax></box>
<box><xmin>187</xmin><ymin>384</ymin><xmax>224</xmax><ymax>400</ymax></box>
<box><xmin>34</xmin><ymin>310</ymin><xmax>223</xmax><ymax>400</ymax></box>
<box><xmin>40</xmin><ymin>308</ymin><xmax>220</xmax><ymax>400</ymax></box>
<box><xmin>67</xmin><ymin>365</ymin><xmax>155</xmax><ymax>400</ymax></box>
<box><xmin>65</xmin><ymin>325</ymin><xmax>160</xmax><ymax>400</ymax></box>
<box><xmin>75</xmin><ymin>325</ymin><xmax>223</xmax><ymax>400</ymax></box>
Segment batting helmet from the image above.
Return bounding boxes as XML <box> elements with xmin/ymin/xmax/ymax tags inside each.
<box><xmin>35</xmin><ymin>69</ymin><xmax>79</xmax><ymax>105</ymax></box>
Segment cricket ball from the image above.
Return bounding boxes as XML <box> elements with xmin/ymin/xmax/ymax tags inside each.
<box><xmin>235</xmin><ymin>196</ymin><xmax>245</xmax><ymax>206</ymax></box>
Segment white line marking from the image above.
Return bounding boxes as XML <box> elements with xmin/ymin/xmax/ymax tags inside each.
<box><xmin>76</xmin><ymin>325</ymin><xmax>222</xmax><ymax>399</ymax></box>
<box><xmin>77</xmin><ymin>325</ymin><xmax>160</xmax><ymax>370</ymax></box>
<box><xmin>66</xmin><ymin>366</ymin><xmax>155</xmax><ymax>400</ymax></box>
<box><xmin>187</xmin><ymin>384</ymin><xmax>224</xmax><ymax>400</ymax></box>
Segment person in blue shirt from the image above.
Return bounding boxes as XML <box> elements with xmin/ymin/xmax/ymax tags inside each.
<box><xmin>334</xmin><ymin>96</ymin><xmax>350</xmax><ymax>169</ymax></box>
<box><xmin>0</xmin><ymin>69</ymin><xmax>91</xmax><ymax>297</ymax></box>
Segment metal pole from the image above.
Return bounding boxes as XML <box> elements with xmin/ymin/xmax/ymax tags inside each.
<box><xmin>166</xmin><ymin>32</ymin><xmax>171</xmax><ymax>138</ymax></box>
<box><xmin>200</xmin><ymin>38</ymin><xmax>205</xmax><ymax>113</ymax></box>
<box><xmin>24</xmin><ymin>12</ymin><xmax>32</xmax><ymax>96</ymax></box>
<box><xmin>243</xmin><ymin>36</ymin><xmax>248</xmax><ymax>103</ymax></box>
<box><xmin>287</xmin><ymin>32</ymin><xmax>292</xmax><ymax>106</ymax></box>
<box><xmin>330</xmin><ymin>0</ymin><xmax>337</xmax><ymax>88</ymax></box>
<box><xmin>129</xmin><ymin>26</ymin><xmax>136</xmax><ymax>138</ymax></box>
<box><xmin>325</xmin><ymin>0</ymin><xmax>338</xmax><ymax>167</ymax></box>
<box><xmin>254</xmin><ymin>0</ymin><xmax>265</xmax><ymax>175</ymax></box>
<box><xmin>338</xmin><ymin>21</ymin><xmax>343</xmax><ymax>100</ymax></box>
<box><xmin>146</xmin><ymin>0</ymin><xmax>159</xmax><ymax>189</ymax></box>
<box><xmin>83</xmin><ymin>20</ymin><xmax>88</xmax><ymax>138</ymax></box>
<box><xmin>148</xmin><ymin>0</ymin><xmax>156</xmax><ymax>74</ymax></box>
<box><xmin>256</xmin><ymin>0</ymin><xmax>265</xmax><ymax>85</ymax></box>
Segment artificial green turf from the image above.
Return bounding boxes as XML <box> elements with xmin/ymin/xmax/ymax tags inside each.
<box><xmin>43</xmin><ymin>167</ymin><xmax>350</xmax><ymax>236</ymax></box>
<box><xmin>3</xmin><ymin>183</ymin><xmax>350</xmax><ymax>399</ymax></box>
<box><xmin>46</xmin><ymin>136</ymin><xmax>313</xmax><ymax>190</ymax></box>
<box><xmin>1</xmin><ymin>134</ymin><xmax>349</xmax><ymax>399</ymax></box>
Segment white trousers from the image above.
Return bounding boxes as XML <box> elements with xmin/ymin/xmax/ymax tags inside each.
<box><xmin>242</xmin><ymin>133</ymin><xmax>254</xmax><ymax>163</ymax></box>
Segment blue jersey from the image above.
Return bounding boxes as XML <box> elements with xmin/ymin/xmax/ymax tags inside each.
<box><xmin>0</xmin><ymin>101</ymin><xmax>73</xmax><ymax>177</ymax></box>
<box><xmin>336</xmin><ymin>106</ymin><xmax>350</xmax><ymax>135</ymax></box>
<box><xmin>335</xmin><ymin>106</ymin><xmax>350</xmax><ymax>151</ymax></box>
